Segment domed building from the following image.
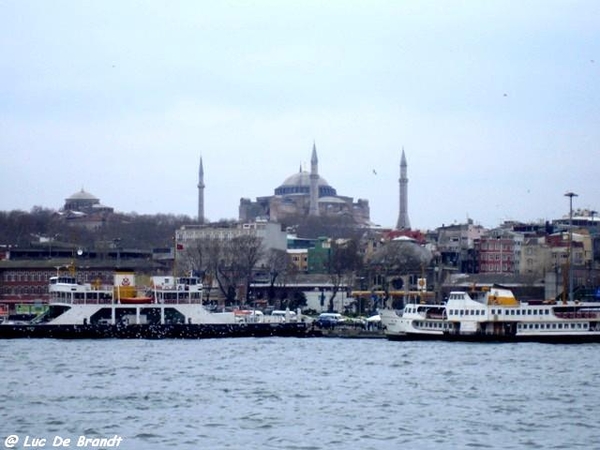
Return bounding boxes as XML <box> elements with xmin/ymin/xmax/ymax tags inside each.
<box><xmin>61</xmin><ymin>188</ymin><xmax>114</xmax><ymax>229</ymax></box>
<box><xmin>239</xmin><ymin>144</ymin><xmax>370</xmax><ymax>224</ymax></box>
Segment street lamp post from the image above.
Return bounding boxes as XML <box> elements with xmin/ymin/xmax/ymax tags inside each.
<box><xmin>565</xmin><ymin>192</ymin><xmax>578</xmax><ymax>302</ymax></box>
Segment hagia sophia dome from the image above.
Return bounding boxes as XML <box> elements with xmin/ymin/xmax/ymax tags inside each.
<box><xmin>239</xmin><ymin>144</ymin><xmax>370</xmax><ymax>224</ymax></box>
<box><xmin>274</xmin><ymin>169</ymin><xmax>337</xmax><ymax>197</ymax></box>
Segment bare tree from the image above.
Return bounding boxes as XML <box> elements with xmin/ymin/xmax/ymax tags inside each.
<box><xmin>235</xmin><ymin>234</ymin><xmax>265</xmax><ymax>304</ymax></box>
<box><xmin>326</xmin><ymin>238</ymin><xmax>363</xmax><ymax>312</ymax></box>
<box><xmin>370</xmin><ymin>238</ymin><xmax>432</xmax><ymax>307</ymax></box>
<box><xmin>264</xmin><ymin>248</ymin><xmax>290</xmax><ymax>305</ymax></box>
<box><xmin>207</xmin><ymin>235</ymin><xmax>265</xmax><ymax>305</ymax></box>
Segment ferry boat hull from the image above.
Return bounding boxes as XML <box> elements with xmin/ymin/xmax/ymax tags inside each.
<box><xmin>0</xmin><ymin>322</ymin><xmax>313</xmax><ymax>339</ymax></box>
<box><xmin>385</xmin><ymin>330</ymin><xmax>600</xmax><ymax>344</ymax></box>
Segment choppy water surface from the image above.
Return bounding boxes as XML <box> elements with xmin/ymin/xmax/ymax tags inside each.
<box><xmin>1</xmin><ymin>338</ymin><xmax>599</xmax><ymax>449</ymax></box>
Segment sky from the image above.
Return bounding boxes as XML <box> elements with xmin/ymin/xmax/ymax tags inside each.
<box><xmin>1</xmin><ymin>0</ymin><xmax>598</xmax><ymax>230</ymax></box>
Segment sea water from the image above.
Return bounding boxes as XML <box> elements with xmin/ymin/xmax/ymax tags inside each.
<box><xmin>1</xmin><ymin>338</ymin><xmax>599</xmax><ymax>450</ymax></box>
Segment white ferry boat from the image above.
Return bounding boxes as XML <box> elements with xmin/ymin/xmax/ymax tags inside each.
<box><xmin>380</xmin><ymin>286</ymin><xmax>600</xmax><ymax>343</ymax></box>
<box><xmin>40</xmin><ymin>272</ymin><xmax>235</xmax><ymax>327</ymax></box>
<box><xmin>0</xmin><ymin>272</ymin><xmax>310</xmax><ymax>339</ymax></box>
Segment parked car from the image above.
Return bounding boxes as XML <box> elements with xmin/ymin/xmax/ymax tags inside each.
<box><xmin>315</xmin><ymin>312</ymin><xmax>343</xmax><ymax>328</ymax></box>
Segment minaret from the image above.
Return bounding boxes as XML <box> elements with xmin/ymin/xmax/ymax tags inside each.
<box><xmin>396</xmin><ymin>148</ymin><xmax>411</xmax><ymax>229</ymax></box>
<box><xmin>309</xmin><ymin>142</ymin><xmax>320</xmax><ymax>216</ymax></box>
<box><xmin>198</xmin><ymin>156</ymin><xmax>205</xmax><ymax>223</ymax></box>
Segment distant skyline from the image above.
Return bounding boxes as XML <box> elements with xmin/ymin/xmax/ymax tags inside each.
<box><xmin>1</xmin><ymin>1</ymin><xmax>598</xmax><ymax>230</ymax></box>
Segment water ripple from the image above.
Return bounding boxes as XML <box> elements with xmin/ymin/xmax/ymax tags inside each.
<box><xmin>2</xmin><ymin>339</ymin><xmax>600</xmax><ymax>449</ymax></box>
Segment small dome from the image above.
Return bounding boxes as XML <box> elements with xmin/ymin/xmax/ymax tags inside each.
<box><xmin>320</xmin><ymin>196</ymin><xmax>346</xmax><ymax>204</ymax></box>
<box><xmin>67</xmin><ymin>189</ymin><xmax>98</xmax><ymax>201</ymax></box>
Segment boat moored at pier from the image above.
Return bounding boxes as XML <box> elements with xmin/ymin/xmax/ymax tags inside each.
<box><xmin>0</xmin><ymin>272</ymin><xmax>310</xmax><ymax>339</ymax></box>
<box><xmin>381</xmin><ymin>286</ymin><xmax>600</xmax><ymax>343</ymax></box>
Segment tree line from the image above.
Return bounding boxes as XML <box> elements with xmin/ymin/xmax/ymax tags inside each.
<box><xmin>0</xmin><ymin>207</ymin><xmax>195</xmax><ymax>249</ymax></box>
<box><xmin>1</xmin><ymin>207</ymin><xmax>435</xmax><ymax>311</ymax></box>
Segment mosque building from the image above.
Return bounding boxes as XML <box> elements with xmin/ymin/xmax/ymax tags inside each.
<box><xmin>237</xmin><ymin>143</ymin><xmax>371</xmax><ymax>225</ymax></box>
<box><xmin>60</xmin><ymin>188</ymin><xmax>114</xmax><ymax>229</ymax></box>
<box><xmin>197</xmin><ymin>144</ymin><xmax>411</xmax><ymax>229</ymax></box>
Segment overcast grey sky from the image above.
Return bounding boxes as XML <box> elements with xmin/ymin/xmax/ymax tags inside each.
<box><xmin>1</xmin><ymin>1</ymin><xmax>598</xmax><ymax>230</ymax></box>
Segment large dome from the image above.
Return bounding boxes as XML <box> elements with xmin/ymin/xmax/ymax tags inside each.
<box><xmin>281</xmin><ymin>171</ymin><xmax>330</xmax><ymax>187</ymax></box>
<box><xmin>275</xmin><ymin>171</ymin><xmax>337</xmax><ymax>196</ymax></box>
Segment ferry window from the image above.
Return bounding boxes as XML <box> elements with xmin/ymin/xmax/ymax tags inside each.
<box><xmin>534</xmin><ymin>324</ymin><xmax>539</xmax><ymax>329</ymax></box>
<box><xmin>577</xmin><ymin>323</ymin><xmax>582</xmax><ymax>329</ymax></box>
<box><xmin>545</xmin><ymin>310</ymin><xmax>549</xmax><ymax>315</ymax></box>
<box><xmin>552</xmin><ymin>324</ymin><xmax>557</xmax><ymax>329</ymax></box>
<box><xmin>516</xmin><ymin>310</ymin><xmax>521</xmax><ymax>315</ymax></box>
<box><xmin>558</xmin><ymin>323</ymin><xmax>563</xmax><ymax>329</ymax></box>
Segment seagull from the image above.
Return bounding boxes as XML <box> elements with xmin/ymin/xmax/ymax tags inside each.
<box><xmin>372</xmin><ymin>169</ymin><xmax>377</xmax><ymax>175</ymax></box>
